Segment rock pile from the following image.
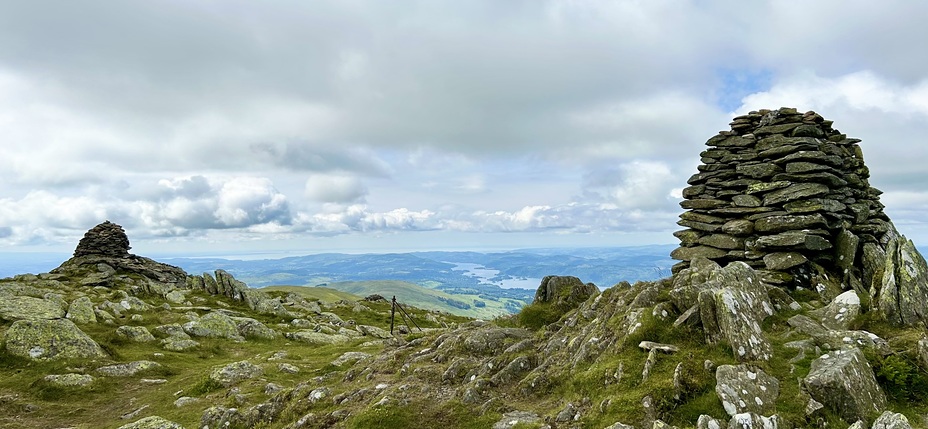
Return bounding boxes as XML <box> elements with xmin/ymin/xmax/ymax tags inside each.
<box><xmin>73</xmin><ymin>220</ymin><xmax>131</xmax><ymax>257</ymax></box>
<box><xmin>671</xmin><ymin>107</ymin><xmax>928</xmax><ymax>326</ymax></box>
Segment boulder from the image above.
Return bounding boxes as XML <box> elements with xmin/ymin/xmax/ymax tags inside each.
<box><xmin>286</xmin><ymin>330</ymin><xmax>351</xmax><ymax>345</ymax></box>
<box><xmin>802</xmin><ymin>348</ymin><xmax>886</xmax><ymax>425</ymax></box>
<box><xmin>183</xmin><ymin>312</ymin><xmax>244</xmax><ymax>341</ymax></box>
<box><xmin>66</xmin><ymin>296</ymin><xmax>97</xmax><ymax>324</ymax></box>
<box><xmin>232</xmin><ymin>317</ymin><xmax>279</xmax><ymax>340</ymax></box>
<box><xmin>727</xmin><ymin>413</ymin><xmax>788</xmax><ymax>429</ymax></box>
<box><xmin>44</xmin><ymin>373</ymin><xmax>95</xmax><ymax>387</ymax></box>
<box><xmin>116</xmin><ymin>416</ymin><xmax>185</xmax><ymax>429</ymax></box>
<box><xmin>715</xmin><ymin>365</ymin><xmax>779</xmax><ymax>417</ymax></box>
<box><xmin>0</xmin><ymin>296</ymin><xmax>66</xmax><ymax>321</ymax></box>
<box><xmin>871</xmin><ymin>411</ymin><xmax>913</xmax><ymax>429</ymax></box>
<box><xmin>116</xmin><ymin>325</ymin><xmax>156</xmax><ymax>343</ymax></box>
<box><xmin>816</xmin><ymin>290</ymin><xmax>861</xmax><ymax>330</ymax></box>
<box><xmin>4</xmin><ymin>319</ymin><xmax>107</xmax><ymax>360</ymax></box>
<box><xmin>533</xmin><ymin>275</ymin><xmax>599</xmax><ymax>309</ymax></box>
<box><xmin>209</xmin><ymin>360</ymin><xmax>264</xmax><ymax>386</ymax></box>
<box><xmin>96</xmin><ymin>360</ymin><xmax>161</xmax><ymax>377</ymax></box>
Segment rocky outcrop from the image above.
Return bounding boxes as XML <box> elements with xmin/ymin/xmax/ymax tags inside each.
<box><xmin>802</xmin><ymin>348</ymin><xmax>886</xmax><ymax>425</ymax></box>
<box><xmin>533</xmin><ymin>275</ymin><xmax>599</xmax><ymax>309</ymax></box>
<box><xmin>116</xmin><ymin>416</ymin><xmax>185</xmax><ymax>429</ymax></box>
<box><xmin>671</xmin><ymin>108</ymin><xmax>928</xmax><ymax>327</ymax></box>
<box><xmin>4</xmin><ymin>318</ymin><xmax>108</xmax><ymax>360</ymax></box>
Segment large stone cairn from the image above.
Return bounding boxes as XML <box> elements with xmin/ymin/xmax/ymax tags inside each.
<box><xmin>73</xmin><ymin>220</ymin><xmax>132</xmax><ymax>258</ymax></box>
<box><xmin>670</xmin><ymin>108</ymin><xmax>928</xmax><ymax>325</ymax></box>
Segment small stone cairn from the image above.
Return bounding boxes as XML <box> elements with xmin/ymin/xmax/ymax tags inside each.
<box><xmin>73</xmin><ymin>220</ymin><xmax>131</xmax><ymax>258</ymax></box>
<box><xmin>671</xmin><ymin>108</ymin><xmax>908</xmax><ymax>306</ymax></box>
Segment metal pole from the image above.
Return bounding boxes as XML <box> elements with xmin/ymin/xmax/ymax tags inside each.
<box><xmin>390</xmin><ymin>295</ymin><xmax>396</xmax><ymax>335</ymax></box>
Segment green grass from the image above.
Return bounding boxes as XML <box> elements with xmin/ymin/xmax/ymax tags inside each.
<box><xmin>261</xmin><ymin>285</ymin><xmax>363</xmax><ymax>303</ymax></box>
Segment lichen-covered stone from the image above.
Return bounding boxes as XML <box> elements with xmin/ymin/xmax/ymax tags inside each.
<box><xmin>232</xmin><ymin>317</ymin><xmax>279</xmax><ymax>340</ymax></box>
<box><xmin>116</xmin><ymin>416</ymin><xmax>185</xmax><ymax>429</ymax></box>
<box><xmin>871</xmin><ymin>411</ymin><xmax>913</xmax><ymax>429</ymax></box>
<box><xmin>209</xmin><ymin>360</ymin><xmax>264</xmax><ymax>386</ymax></box>
<box><xmin>727</xmin><ymin>413</ymin><xmax>787</xmax><ymax>429</ymax></box>
<box><xmin>878</xmin><ymin>236</ymin><xmax>928</xmax><ymax>326</ymax></box>
<box><xmin>0</xmin><ymin>296</ymin><xmax>66</xmax><ymax>321</ymax></box>
<box><xmin>802</xmin><ymin>348</ymin><xmax>886</xmax><ymax>425</ymax></box>
<box><xmin>4</xmin><ymin>319</ymin><xmax>107</xmax><ymax>360</ymax></box>
<box><xmin>533</xmin><ymin>275</ymin><xmax>599</xmax><ymax>309</ymax></box>
<box><xmin>715</xmin><ymin>365</ymin><xmax>779</xmax><ymax>417</ymax></box>
<box><xmin>96</xmin><ymin>360</ymin><xmax>161</xmax><ymax>377</ymax></box>
<box><xmin>73</xmin><ymin>220</ymin><xmax>131</xmax><ymax>258</ymax></box>
<box><xmin>816</xmin><ymin>290</ymin><xmax>860</xmax><ymax>330</ymax></box>
<box><xmin>695</xmin><ymin>263</ymin><xmax>774</xmax><ymax>361</ymax></box>
<box><xmin>286</xmin><ymin>330</ymin><xmax>351</xmax><ymax>345</ymax></box>
<box><xmin>183</xmin><ymin>312</ymin><xmax>244</xmax><ymax>341</ymax></box>
<box><xmin>66</xmin><ymin>296</ymin><xmax>97</xmax><ymax>324</ymax></box>
<box><xmin>116</xmin><ymin>325</ymin><xmax>156</xmax><ymax>343</ymax></box>
<box><xmin>44</xmin><ymin>373</ymin><xmax>95</xmax><ymax>387</ymax></box>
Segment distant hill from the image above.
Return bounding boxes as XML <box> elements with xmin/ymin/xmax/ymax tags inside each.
<box><xmin>260</xmin><ymin>285</ymin><xmax>363</xmax><ymax>303</ymax></box>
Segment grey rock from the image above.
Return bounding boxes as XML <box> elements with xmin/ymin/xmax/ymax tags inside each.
<box><xmin>697</xmin><ymin>415</ymin><xmax>725</xmax><ymax>429</ymax></box>
<box><xmin>817</xmin><ymin>290</ymin><xmax>861</xmax><ymax>330</ymax></box>
<box><xmin>698</xmin><ymin>263</ymin><xmax>774</xmax><ymax>361</ymax></box>
<box><xmin>183</xmin><ymin>312</ymin><xmax>244</xmax><ymax>341</ymax></box>
<box><xmin>96</xmin><ymin>360</ymin><xmax>160</xmax><ymax>377</ymax></box>
<box><xmin>752</xmin><ymin>231</ymin><xmax>832</xmax><ymax>251</ymax></box>
<box><xmin>493</xmin><ymin>411</ymin><xmax>541</xmax><ymax>429</ymax></box>
<box><xmin>331</xmin><ymin>351</ymin><xmax>372</xmax><ymax>366</ymax></box>
<box><xmin>209</xmin><ymin>360</ymin><xmax>264</xmax><ymax>386</ymax></box>
<box><xmin>763</xmin><ymin>252</ymin><xmax>808</xmax><ymax>270</ymax></box>
<box><xmin>356</xmin><ymin>324</ymin><xmax>392</xmax><ymax>339</ymax></box>
<box><xmin>533</xmin><ymin>275</ymin><xmax>599</xmax><ymax>309</ymax></box>
<box><xmin>722</xmin><ymin>219</ymin><xmax>754</xmax><ymax>236</ymax></box>
<box><xmin>116</xmin><ymin>416</ymin><xmax>185</xmax><ymax>429</ymax></box>
<box><xmin>802</xmin><ymin>348</ymin><xmax>886</xmax><ymax>425</ymax></box>
<box><xmin>0</xmin><ymin>296</ymin><xmax>66</xmax><ymax>321</ymax></box>
<box><xmin>44</xmin><ymin>373</ymin><xmax>95</xmax><ymax>387</ymax></box>
<box><xmin>4</xmin><ymin>318</ymin><xmax>108</xmax><ymax>360</ymax></box>
<box><xmin>715</xmin><ymin>365</ymin><xmax>779</xmax><ymax>417</ymax></box>
<box><xmin>871</xmin><ymin>411</ymin><xmax>913</xmax><ymax>429</ymax></box>
<box><xmin>232</xmin><ymin>317</ymin><xmax>279</xmax><ymax>340</ymax></box>
<box><xmin>877</xmin><ymin>236</ymin><xmax>928</xmax><ymax>326</ymax></box>
<box><xmin>762</xmin><ymin>182</ymin><xmax>829</xmax><ymax>206</ymax></box>
<box><xmin>287</xmin><ymin>330</ymin><xmax>351</xmax><ymax>345</ymax></box>
<box><xmin>754</xmin><ymin>214</ymin><xmax>827</xmax><ymax>233</ymax></box>
<box><xmin>671</xmin><ymin>245</ymin><xmax>729</xmax><ymax>261</ymax></box>
<box><xmin>116</xmin><ymin>325</ymin><xmax>156</xmax><ymax>343</ymax></box>
<box><xmin>727</xmin><ymin>413</ymin><xmax>787</xmax><ymax>429</ymax></box>
<box><xmin>66</xmin><ymin>296</ymin><xmax>97</xmax><ymax>324</ymax></box>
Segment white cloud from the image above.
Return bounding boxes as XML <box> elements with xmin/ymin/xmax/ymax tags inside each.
<box><xmin>304</xmin><ymin>174</ymin><xmax>368</xmax><ymax>203</ymax></box>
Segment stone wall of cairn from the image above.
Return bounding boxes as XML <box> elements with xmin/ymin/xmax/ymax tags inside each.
<box><xmin>670</xmin><ymin>107</ymin><xmax>895</xmax><ymax>290</ymax></box>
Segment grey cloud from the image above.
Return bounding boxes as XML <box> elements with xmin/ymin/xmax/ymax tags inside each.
<box><xmin>0</xmin><ymin>227</ymin><xmax>12</xmax><ymax>238</ymax></box>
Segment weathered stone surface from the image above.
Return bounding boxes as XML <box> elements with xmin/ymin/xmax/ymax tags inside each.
<box><xmin>44</xmin><ymin>373</ymin><xmax>95</xmax><ymax>387</ymax></box>
<box><xmin>331</xmin><ymin>351</ymin><xmax>372</xmax><ymax>366</ymax></box>
<box><xmin>232</xmin><ymin>317</ymin><xmax>279</xmax><ymax>340</ymax></box>
<box><xmin>871</xmin><ymin>411</ymin><xmax>913</xmax><ymax>429</ymax></box>
<box><xmin>754</xmin><ymin>214</ymin><xmax>827</xmax><ymax>234</ymax></box>
<box><xmin>66</xmin><ymin>296</ymin><xmax>97</xmax><ymax>324</ymax></box>
<box><xmin>209</xmin><ymin>360</ymin><xmax>264</xmax><ymax>386</ymax></box>
<box><xmin>697</xmin><ymin>262</ymin><xmax>774</xmax><ymax>361</ymax></box>
<box><xmin>533</xmin><ymin>275</ymin><xmax>599</xmax><ymax>309</ymax></box>
<box><xmin>356</xmin><ymin>324</ymin><xmax>392</xmax><ymax>339</ymax></box>
<box><xmin>670</xmin><ymin>257</ymin><xmax>721</xmax><ymax>311</ymax></box>
<box><xmin>751</xmin><ymin>231</ymin><xmax>831</xmax><ymax>251</ymax></box>
<box><xmin>96</xmin><ymin>360</ymin><xmax>160</xmax><ymax>377</ymax></box>
<box><xmin>762</xmin><ymin>252</ymin><xmax>807</xmax><ymax>271</ymax></box>
<box><xmin>0</xmin><ymin>296</ymin><xmax>66</xmax><ymax>321</ymax></box>
<box><xmin>722</xmin><ymin>219</ymin><xmax>754</xmax><ymax>236</ymax></box>
<box><xmin>492</xmin><ymin>411</ymin><xmax>542</xmax><ymax>429</ymax></box>
<box><xmin>802</xmin><ymin>348</ymin><xmax>886</xmax><ymax>425</ymax></box>
<box><xmin>671</xmin><ymin>246</ymin><xmax>728</xmax><ymax>261</ymax></box>
<box><xmin>286</xmin><ymin>330</ymin><xmax>351</xmax><ymax>345</ymax></box>
<box><xmin>732</xmin><ymin>194</ymin><xmax>763</xmax><ymax>207</ymax></box>
<box><xmin>681</xmin><ymin>199</ymin><xmax>730</xmax><ymax>210</ymax></box>
<box><xmin>835</xmin><ymin>229</ymin><xmax>860</xmax><ymax>270</ymax></box>
<box><xmin>877</xmin><ymin>236</ymin><xmax>928</xmax><ymax>326</ymax></box>
<box><xmin>817</xmin><ymin>290</ymin><xmax>860</xmax><ymax>330</ymax></box>
<box><xmin>762</xmin><ymin>182</ymin><xmax>829</xmax><ymax>206</ymax></box>
<box><xmin>183</xmin><ymin>312</ymin><xmax>244</xmax><ymax>341</ymax></box>
<box><xmin>783</xmin><ymin>198</ymin><xmax>846</xmax><ymax>214</ymax></box>
<box><xmin>116</xmin><ymin>416</ymin><xmax>185</xmax><ymax>429</ymax></box>
<box><xmin>715</xmin><ymin>365</ymin><xmax>779</xmax><ymax>417</ymax></box>
<box><xmin>698</xmin><ymin>234</ymin><xmax>745</xmax><ymax>250</ymax></box>
<box><xmin>116</xmin><ymin>325</ymin><xmax>156</xmax><ymax>343</ymax></box>
<box><xmin>727</xmin><ymin>413</ymin><xmax>787</xmax><ymax>429</ymax></box>
<box><xmin>4</xmin><ymin>318</ymin><xmax>107</xmax><ymax>360</ymax></box>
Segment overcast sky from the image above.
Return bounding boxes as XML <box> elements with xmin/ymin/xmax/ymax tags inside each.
<box><xmin>2</xmin><ymin>0</ymin><xmax>928</xmax><ymax>257</ymax></box>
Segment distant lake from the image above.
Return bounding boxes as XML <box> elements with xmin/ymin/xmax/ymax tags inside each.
<box><xmin>448</xmin><ymin>262</ymin><xmax>540</xmax><ymax>290</ymax></box>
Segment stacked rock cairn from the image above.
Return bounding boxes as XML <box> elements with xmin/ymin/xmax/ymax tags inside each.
<box><xmin>670</xmin><ymin>107</ymin><xmax>910</xmax><ymax>307</ymax></box>
<box><xmin>73</xmin><ymin>220</ymin><xmax>132</xmax><ymax>258</ymax></box>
